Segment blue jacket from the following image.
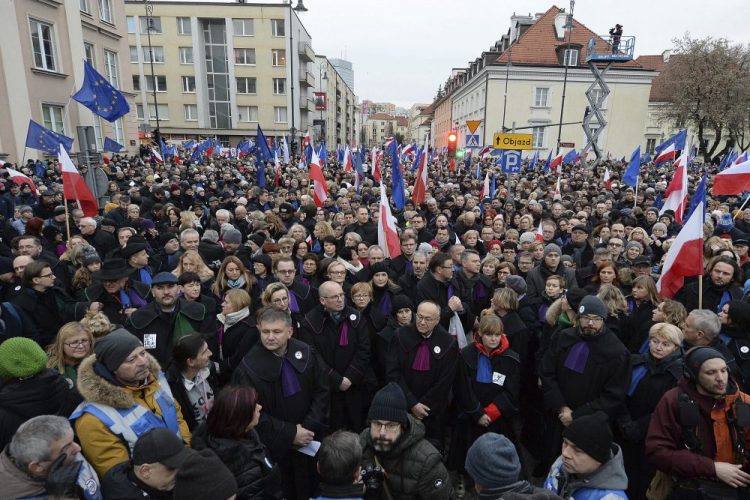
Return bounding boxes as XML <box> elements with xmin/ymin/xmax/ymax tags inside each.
<box><xmin>544</xmin><ymin>444</ymin><xmax>628</xmax><ymax>499</ymax></box>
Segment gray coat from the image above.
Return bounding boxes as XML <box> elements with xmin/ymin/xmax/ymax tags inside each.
<box><xmin>525</xmin><ymin>263</ymin><xmax>578</xmax><ymax>300</ymax></box>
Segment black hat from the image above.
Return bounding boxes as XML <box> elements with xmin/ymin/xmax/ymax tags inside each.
<box><xmin>578</xmin><ymin>295</ymin><xmax>608</xmax><ymax>319</ymax></box>
<box><xmin>564</xmin><ymin>287</ymin><xmax>588</xmax><ymax>311</ymax></box>
<box><xmin>572</xmin><ymin>224</ymin><xmax>589</xmax><ymax>234</ymax></box>
<box><xmin>562</xmin><ymin>412</ymin><xmax>613</xmax><ymax>464</ymax></box>
<box><xmin>502</xmin><ymin>241</ymin><xmax>518</xmax><ymax>250</ymax></box>
<box><xmin>94</xmin><ymin>328</ymin><xmax>143</xmax><ymax>373</ymax></box>
<box><xmin>734</xmin><ymin>239</ymin><xmax>749</xmax><ymax>247</ymax></box>
<box><xmin>159</xmin><ymin>232</ymin><xmax>179</xmax><ymax>246</ymax></box>
<box><xmin>121</xmin><ymin>236</ymin><xmax>148</xmax><ymax>260</ymax></box>
<box><xmin>93</xmin><ymin>258</ymin><xmax>136</xmax><ymax>281</ymax></box>
<box><xmin>367</xmin><ymin>382</ymin><xmax>408</xmax><ymax>425</ymax></box>
<box><xmin>279</xmin><ymin>202</ymin><xmax>294</xmax><ymax>215</ymax></box>
<box><xmin>369</xmin><ymin>261</ymin><xmax>389</xmax><ymax>279</ymax></box>
<box><xmin>248</xmin><ymin>233</ymin><xmax>266</xmax><ymax>248</ymax></box>
<box><xmin>133</xmin><ymin>428</ymin><xmax>193</xmax><ymax>467</ymax></box>
<box><xmin>173</xmin><ymin>449</ymin><xmax>238</xmax><ymax>500</ymax></box>
<box><xmin>100</xmin><ymin>218</ymin><xmax>117</xmax><ymax>228</ymax></box>
<box><xmin>391</xmin><ymin>295</ymin><xmax>414</xmax><ymax>315</ymax></box>
<box><xmin>632</xmin><ymin>256</ymin><xmax>651</xmax><ymax>267</ymax></box>
<box><xmin>152</xmin><ymin>272</ymin><xmax>178</xmax><ymax>286</ymax></box>
<box><xmin>684</xmin><ymin>346</ymin><xmax>726</xmax><ymax>381</ymax></box>
<box><xmin>53</xmin><ymin>205</ymin><xmax>66</xmax><ymax>216</ymax></box>
<box><xmin>253</xmin><ymin>254</ymin><xmax>272</xmax><ymax>273</ymax></box>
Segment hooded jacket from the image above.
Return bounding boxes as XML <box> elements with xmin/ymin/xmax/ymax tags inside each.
<box><xmin>544</xmin><ymin>444</ymin><xmax>628</xmax><ymax>499</ymax></box>
<box><xmin>73</xmin><ymin>353</ymin><xmax>191</xmax><ymax>477</ymax></box>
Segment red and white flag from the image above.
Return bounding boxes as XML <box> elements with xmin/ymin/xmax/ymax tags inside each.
<box><xmin>309</xmin><ymin>148</ymin><xmax>328</xmax><ymax>208</ymax></box>
<box><xmin>479</xmin><ymin>146</ymin><xmax>493</xmax><ymax>159</ymax></box>
<box><xmin>654</xmin><ymin>143</ymin><xmax>676</xmax><ymax>165</ymax></box>
<box><xmin>535</xmin><ymin>221</ymin><xmax>544</xmax><ymax>242</ymax></box>
<box><xmin>713</xmin><ymin>159</ymin><xmax>750</xmax><ymax>195</ymax></box>
<box><xmin>412</xmin><ymin>142</ymin><xmax>429</xmax><ymax>205</ymax></box>
<box><xmin>480</xmin><ymin>172</ymin><xmax>491</xmax><ymax>199</ymax></box>
<box><xmin>342</xmin><ymin>146</ymin><xmax>353</xmax><ymax>173</ymax></box>
<box><xmin>377</xmin><ymin>183</ymin><xmax>401</xmax><ymax>259</ymax></box>
<box><xmin>659</xmin><ymin>163</ymin><xmax>688</xmax><ymax>224</ymax></box>
<box><xmin>5</xmin><ymin>167</ymin><xmax>39</xmax><ymax>195</ymax></box>
<box><xmin>150</xmin><ymin>147</ymin><xmax>163</xmax><ymax>164</ymax></box>
<box><xmin>656</xmin><ymin>197</ymin><xmax>704</xmax><ymax>298</ymax></box>
<box><xmin>549</xmin><ymin>153</ymin><xmax>564</xmax><ymax>174</ymax></box>
<box><xmin>603</xmin><ymin>167</ymin><xmax>611</xmax><ymax>189</ymax></box>
<box><xmin>59</xmin><ymin>144</ymin><xmax>98</xmax><ymax>217</ymax></box>
<box><xmin>302</xmin><ymin>132</ymin><xmax>311</xmax><ymax>150</ymax></box>
<box><xmin>371</xmin><ymin>149</ymin><xmax>381</xmax><ymax>182</ymax></box>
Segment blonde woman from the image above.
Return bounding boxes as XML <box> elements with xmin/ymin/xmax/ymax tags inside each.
<box><xmin>172</xmin><ymin>250</ymin><xmax>215</xmax><ymax>290</ymax></box>
<box><xmin>211</xmin><ymin>256</ymin><xmax>256</xmax><ymax>301</ymax></box>
<box><xmin>597</xmin><ymin>284</ymin><xmax>629</xmax><ymax>342</ymax></box>
<box><xmin>46</xmin><ymin>322</ymin><xmax>94</xmax><ymax>387</ymax></box>
<box><xmin>214</xmin><ymin>288</ymin><xmax>256</xmax><ymax>385</ymax></box>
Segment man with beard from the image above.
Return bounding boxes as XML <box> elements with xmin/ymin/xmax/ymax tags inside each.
<box><xmin>647</xmin><ymin>348</ymin><xmax>750</xmax><ymax>496</ymax></box>
<box><xmin>562</xmin><ymin>225</ymin><xmax>594</xmax><ymax>269</ymax></box>
<box><xmin>540</xmin><ymin>296</ymin><xmax>629</xmax><ymax>470</ymax></box>
<box><xmin>359</xmin><ymin>383</ymin><xmax>451</xmax><ymax>499</ymax></box>
<box><xmin>676</xmin><ymin>256</ymin><xmax>743</xmax><ymax>313</ymax></box>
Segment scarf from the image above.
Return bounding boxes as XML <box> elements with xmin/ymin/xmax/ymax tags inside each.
<box><xmin>226</xmin><ymin>276</ymin><xmax>246</xmax><ymax>289</ymax></box>
<box><xmin>339</xmin><ymin>320</ymin><xmax>350</xmax><ymax>347</ymax></box>
<box><xmin>474</xmin><ymin>336</ymin><xmax>510</xmax><ymax>383</ymax></box>
<box><xmin>563</xmin><ymin>339</ymin><xmax>591</xmax><ymax>374</ymax></box>
<box><xmin>288</xmin><ymin>291</ymin><xmax>300</xmax><ymax>313</ymax></box>
<box><xmin>377</xmin><ymin>291</ymin><xmax>393</xmax><ymax>317</ymax></box>
<box><xmin>138</xmin><ymin>268</ymin><xmax>152</xmax><ymax>286</ymax></box>
<box><xmin>412</xmin><ymin>339</ymin><xmax>431</xmax><ymax>371</ymax></box>
<box><xmin>281</xmin><ymin>357</ymin><xmax>301</xmax><ymax>397</ymax></box>
<box><xmin>217</xmin><ymin>307</ymin><xmax>250</xmax><ymax>328</ymax></box>
<box><xmin>119</xmin><ymin>287</ymin><xmax>148</xmax><ymax>308</ymax></box>
<box><xmin>628</xmin><ymin>363</ymin><xmax>649</xmax><ymax>396</ymax></box>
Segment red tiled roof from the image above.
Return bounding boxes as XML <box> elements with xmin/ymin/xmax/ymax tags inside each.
<box><xmin>635</xmin><ymin>54</ymin><xmax>665</xmax><ymax>71</ymax></box>
<box><xmin>395</xmin><ymin>116</ymin><xmax>408</xmax><ymax>127</ymax></box>
<box><xmin>496</xmin><ymin>6</ymin><xmax>641</xmax><ymax>69</ymax></box>
<box><xmin>368</xmin><ymin>112</ymin><xmax>394</xmax><ymax>120</ymax></box>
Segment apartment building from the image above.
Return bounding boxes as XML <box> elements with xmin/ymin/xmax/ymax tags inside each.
<box><xmin>312</xmin><ymin>55</ymin><xmax>358</xmax><ymax>148</ymax></box>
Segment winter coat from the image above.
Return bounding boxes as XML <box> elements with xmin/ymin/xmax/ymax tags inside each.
<box><xmin>191</xmin><ymin>423</ymin><xmax>282</xmax><ymax>500</ymax></box>
<box><xmin>11</xmin><ymin>286</ymin><xmax>74</xmax><ymax>346</ymax></box>
<box><xmin>165</xmin><ymin>362</ymin><xmax>219</xmax><ymax>431</ymax></box>
<box><xmin>544</xmin><ymin>444</ymin><xmax>628</xmax><ymax>499</ymax></box>
<box><xmin>453</xmin><ymin>270</ymin><xmax>493</xmax><ymax>328</ymax></box>
<box><xmin>102</xmin><ymin>461</ymin><xmax>173</xmax><ymax>499</ymax></box>
<box><xmin>344</xmin><ymin>221</ymin><xmax>378</xmax><ymax>245</ymax></box>
<box><xmin>0</xmin><ymin>368</ymin><xmax>79</xmax><ymax>450</ymax></box>
<box><xmin>415</xmin><ymin>272</ymin><xmax>468</xmax><ymax>330</ymax></box>
<box><xmin>525</xmin><ymin>263</ymin><xmax>578</xmax><ymax>300</ymax></box>
<box><xmin>675</xmin><ymin>278</ymin><xmax>742</xmax><ymax>314</ymax></box>
<box><xmin>359</xmin><ymin>416</ymin><xmax>452</xmax><ymax>500</ymax></box>
<box><xmin>211</xmin><ymin>312</ymin><xmax>258</xmax><ymax>387</ymax></box>
<box><xmin>623</xmin><ymin>298</ymin><xmax>656</xmax><ymax>353</ymax></box>
<box><xmin>476</xmin><ymin>481</ymin><xmax>557</xmax><ymax>500</ymax></box>
<box><xmin>75</xmin><ymin>281</ymin><xmax>152</xmax><ymax>326</ymax></box>
<box><xmin>74</xmin><ymin>353</ymin><xmax>192</xmax><ymax>477</ymax></box>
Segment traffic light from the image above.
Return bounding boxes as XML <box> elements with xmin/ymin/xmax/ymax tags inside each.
<box><xmin>447</xmin><ymin>130</ymin><xmax>458</xmax><ymax>158</ymax></box>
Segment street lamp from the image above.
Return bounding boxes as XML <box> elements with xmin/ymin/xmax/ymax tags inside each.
<box><xmin>556</xmin><ymin>0</ymin><xmax>575</xmax><ymax>155</ymax></box>
<box><xmin>288</xmin><ymin>0</ymin><xmax>307</xmax><ymax>154</ymax></box>
<box><xmin>143</xmin><ymin>0</ymin><xmax>160</xmax><ymax>147</ymax></box>
<box><xmin>319</xmin><ymin>67</ymin><xmax>328</xmax><ymax>141</ymax></box>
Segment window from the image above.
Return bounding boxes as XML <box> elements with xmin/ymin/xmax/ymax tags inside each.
<box><xmin>236</xmin><ymin>77</ymin><xmax>256</xmax><ymax>94</ymax></box>
<box><xmin>145</xmin><ymin>75</ymin><xmax>167</xmax><ymax>92</ymax></box>
<box><xmin>182</xmin><ymin>76</ymin><xmax>195</xmax><ymax>93</ymax></box>
<box><xmin>646</xmin><ymin>138</ymin><xmax>656</xmax><ymax>155</ymax></box>
<box><xmin>238</xmin><ymin>105</ymin><xmax>258</xmax><ymax>122</ymax></box>
<box><xmin>184</xmin><ymin>104</ymin><xmax>198</xmax><ymax>121</ymax></box>
<box><xmin>140</xmin><ymin>16</ymin><xmax>161</xmax><ymax>34</ymax></box>
<box><xmin>232</xmin><ymin>18</ymin><xmax>254</xmax><ymax>36</ymax></box>
<box><xmin>234</xmin><ymin>48</ymin><xmax>256</xmax><ymax>65</ymax></box>
<box><xmin>176</xmin><ymin>17</ymin><xmax>191</xmax><ymax>35</ymax></box>
<box><xmin>179</xmin><ymin>47</ymin><xmax>193</xmax><ymax>64</ymax></box>
<box><xmin>563</xmin><ymin>48</ymin><xmax>578</xmax><ymax>67</ymax></box>
<box><xmin>126</xmin><ymin>16</ymin><xmax>136</xmax><ymax>33</ymax></box>
<box><xmin>30</xmin><ymin>19</ymin><xmax>57</xmax><ymax>71</ymax></box>
<box><xmin>103</xmin><ymin>50</ymin><xmax>119</xmax><ymax>87</ymax></box>
<box><xmin>129</xmin><ymin>45</ymin><xmax>138</xmax><ymax>63</ymax></box>
<box><xmin>272</xmin><ymin>49</ymin><xmax>286</xmax><ymax>66</ymax></box>
<box><xmin>533</xmin><ymin>87</ymin><xmax>549</xmax><ymax>107</ymax></box>
<box><xmin>132</xmin><ymin>75</ymin><xmax>141</xmax><ymax>91</ymax></box>
<box><xmin>84</xmin><ymin>42</ymin><xmax>95</xmax><ymax>66</ymax></box>
<box><xmin>148</xmin><ymin>104</ymin><xmax>169</xmax><ymax>120</ymax></box>
<box><xmin>532</xmin><ymin>126</ymin><xmax>545</xmax><ymax>149</ymax></box>
<box><xmin>42</xmin><ymin>104</ymin><xmax>65</xmax><ymax>133</ymax></box>
<box><xmin>92</xmin><ymin>116</ymin><xmax>103</xmax><ymax>150</ymax></box>
<box><xmin>274</xmin><ymin>106</ymin><xmax>287</xmax><ymax>123</ymax></box>
<box><xmin>271</xmin><ymin>19</ymin><xmax>284</xmax><ymax>37</ymax></box>
<box><xmin>113</xmin><ymin>118</ymin><xmax>124</xmax><ymax>144</ymax></box>
<box><xmin>98</xmin><ymin>0</ymin><xmax>113</xmax><ymax>23</ymax></box>
<box><xmin>142</xmin><ymin>46</ymin><xmax>164</xmax><ymax>63</ymax></box>
<box><xmin>80</xmin><ymin>0</ymin><xmax>90</xmax><ymax>14</ymax></box>
<box><xmin>272</xmin><ymin>77</ymin><xmax>286</xmax><ymax>95</ymax></box>
<box><xmin>588</xmin><ymin>88</ymin><xmax>606</xmax><ymax>108</ymax></box>
<box><xmin>136</xmin><ymin>103</ymin><xmax>144</xmax><ymax>119</ymax></box>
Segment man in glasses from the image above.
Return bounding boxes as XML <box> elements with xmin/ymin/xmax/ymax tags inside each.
<box><xmin>540</xmin><ymin>295</ymin><xmax>629</xmax><ymax>472</ymax></box>
<box><xmin>273</xmin><ymin>256</ymin><xmax>318</xmax><ymax>315</ymax></box>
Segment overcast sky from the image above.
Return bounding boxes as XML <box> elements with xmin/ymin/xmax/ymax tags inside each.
<box><xmin>298</xmin><ymin>0</ymin><xmax>750</xmax><ymax>109</ymax></box>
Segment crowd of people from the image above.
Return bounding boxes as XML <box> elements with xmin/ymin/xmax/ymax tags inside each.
<box><xmin>0</xmin><ymin>145</ymin><xmax>750</xmax><ymax>500</ymax></box>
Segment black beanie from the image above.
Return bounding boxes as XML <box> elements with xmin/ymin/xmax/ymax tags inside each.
<box><xmin>562</xmin><ymin>412</ymin><xmax>613</xmax><ymax>464</ymax></box>
<box><xmin>391</xmin><ymin>295</ymin><xmax>414</xmax><ymax>316</ymax></box>
<box><xmin>367</xmin><ymin>382</ymin><xmax>408</xmax><ymax>425</ymax></box>
<box><xmin>173</xmin><ymin>449</ymin><xmax>237</xmax><ymax>500</ymax></box>
<box><xmin>253</xmin><ymin>254</ymin><xmax>273</xmax><ymax>273</ymax></box>
<box><xmin>369</xmin><ymin>261</ymin><xmax>390</xmax><ymax>279</ymax></box>
<box><xmin>565</xmin><ymin>287</ymin><xmax>588</xmax><ymax>311</ymax></box>
<box><xmin>94</xmin><ymin>328</ymin><xmax>144</xmax><ymax>373</ymax></box>
<box><xmin>248</xmin><ymin>233</ymin><xmax>266</xmax><ymax>248</ymax></box>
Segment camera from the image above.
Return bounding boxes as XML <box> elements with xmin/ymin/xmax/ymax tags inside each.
<box><xmin>360</xmin><ymin>463</ymin><xmax>385</xmax><ymax>491</ymax></box>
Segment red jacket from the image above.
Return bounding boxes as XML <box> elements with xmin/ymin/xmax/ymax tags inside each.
<box><xmin>646</xmin><ymin>378</ymin><xmax>750</xmax><ymax>479</ymax></box>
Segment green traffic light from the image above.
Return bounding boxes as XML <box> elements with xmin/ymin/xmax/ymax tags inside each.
<box><xmin>456</xmin><ymin>149</ymin><xmax>465</xmax><ymax>158</ymax></box>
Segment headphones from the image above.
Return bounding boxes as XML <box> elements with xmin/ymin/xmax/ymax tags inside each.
<box><xmin>682</xmin><ymin>346</ymin><xmax>726</xmax><ymax>382</ymax></box>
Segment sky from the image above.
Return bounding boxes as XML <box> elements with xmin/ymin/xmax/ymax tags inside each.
<box><xmin>298</xmin><ymin>0</ymin><xmax>750</xmax><ymax>109</ymax></box>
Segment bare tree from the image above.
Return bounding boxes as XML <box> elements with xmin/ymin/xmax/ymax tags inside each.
<box><xmin>658</xmin><ymin>35</ymin><xmax>750</xmax><ymax>161</ymax></box>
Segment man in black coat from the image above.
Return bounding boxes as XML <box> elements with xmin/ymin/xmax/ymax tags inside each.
<box><xmin>675</xmin><ymin>256</ymin><xmax>743</xmax><ymax>313</ymax></box>
<box><xmin>232</xmin><ymin>308</ymin><xmax>329</xmax><ymax>500</ymax></box>
<box><xmin>299</xmin><ymin>281</ymin><xmax>370</xmax><ymax>431</ymax></box>
<box><xmin>127</xmin><ymin>272</ymin><xmax>214</xmax><ymax>367</ymax></box>
<box><xmin>415</xmin><ymin>251</ymin><xmax>468</xmax><ymax>330</ymax></box>
<box><xmin>562</xmin><ymin>224</ymin><xmax>595</xmax><ymax>269</ymax></box>
<box><xmin>388</xmin><ymin>233</ymin><xmax>417</xmax><ymax>277</ymax></box>
<box><xmin>540</xmin><ymin>295</ymin><xmax>630</xmax><ymax>468</ymax></box>
<box><xmin>344</xmin><ymin>207</ymin><xmax>377</xmax><ymax>245</ymax></box>
<box><xmin>78</xmin><ymin>217</ymin><xmax>117</xmax><ymax>259</ymax></box>
<box><xmin>387</xmin><ymin>301</ymin><xmax>458</xmax><ymax>452</ymax></box>
<box><xmin>274</xmin><ymin>256</ymin><xmax>318</xmax><ymax>315</ymax></box>
<box><xmin>397</xmin><ymin>250</ymin><xmax>428</xmax><ymax>306</ymax></box>
<box><xmin>453</xmin><ymin>249</ymin><xmax>492</xmax><ymax>331</ymax></box>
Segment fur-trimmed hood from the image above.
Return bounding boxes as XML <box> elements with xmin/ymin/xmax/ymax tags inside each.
<box><xmin>76</xmin><ymin>353</ymin><xmax>162</xmax><ymax>409</ymax></box>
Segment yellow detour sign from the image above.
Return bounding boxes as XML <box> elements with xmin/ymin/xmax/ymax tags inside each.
<box><xmin>465</xmin><ymin>120</ymin><xmax>481</xmax><ymax>135</ymax></box>
<box><xmin>493</xmin><ymin>133</ymin><xmax>533</xmax><ymax>150</ymax></box>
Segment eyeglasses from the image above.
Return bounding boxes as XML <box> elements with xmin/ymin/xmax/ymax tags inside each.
<box><xmin>64</xmin><ymin>339</ymin><xmax>91</xmax><ymax>348</ymax></box>
<box><xmin>580</xmin><ymin>315</ymin><xmax>604</xmax><ymax>324</ymax></box>
<box><xmin>39</xmin><ymin>273</ymin><xmax>55</xmax><ymax>279</ymax></box>
<box><xmin>323</xmin><ymin>293</ymin><xmax>345</xmax><ymax>300</ymax></box>
<box><xmin>416</xmin><ymin>314</ymin><xmax>438</xmax><ymax>323</ymax></box>
<box><xmin>352</xmin><ymin>294</ymin><xmax>370</xmax><ymax>300</ymax></box>
<box><xmin>277</xmin><ymin>269</ymin><xmax>295</xmax><ymax>274</ymax></box>
<box><xmin>608</xmin><ymin>242</ymin><xmax>623</xmax><ymax>247</ymax></box>
<box><xmin>370</xmin><ymin>421</ymin><xmax>401</xmax><ymax>432</ymax></box>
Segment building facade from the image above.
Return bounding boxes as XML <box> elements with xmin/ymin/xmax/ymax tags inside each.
<box><xmin>0</xmin><ymin>0</ymin><xmax>138</xmax><ymax>161</ymax></box>
<box><xmin>329</xmin><ymin>57</ymin><xmax>353</xmax><ymax>90</ymax></box>
<box><xmin>125</xmin><ymin>0</ymin><xmax>317</xmax><ymax>147</ymax></box>
<box><xmin>312</xmin><ymin>55</ymin><xmax>358</xmax><ymax>148</ymax></box>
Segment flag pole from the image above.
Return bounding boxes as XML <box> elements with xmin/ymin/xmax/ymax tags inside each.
<box><xmin>633</xmin><ymin>175</ymin><xmax>639</xmax><ymax>208</ymax></box>
<box><xmin>698</xmin><ymin>274</ymin><xmax>703</xmax><ymax>310</ymax></box>
<box><xmin>63</xmin><ymin>190</ymin><xmax>71</xmax><ymax>242</ymax></box>
<box><xmin>734</xmin><ymin>193</ymin><xmax>750</xmax><ymax>219</ymax></box>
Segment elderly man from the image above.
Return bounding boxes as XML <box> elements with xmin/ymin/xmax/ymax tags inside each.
<box><xmin>0</xmin><ymin>415</ymin><xmax>101</xmax><ymax>499</ymax></box>
<box><xmin>78</xmin><ymin>216</ymin><xmax>117</xmax><ymax>258</ymax></box>
<box><xmin>72</xmin><ymin>328</ymin><xmax>191</xmax><ymax>477</ymax></box>
<box><xmin>345</xmin><ymin>206</ymin><xmax>378</xmax><ymax>245</ymax></box>
<box><xmin>75</xmin><ymin>258</ymin><xmax>150</xmax><ymax>325</ymax></box>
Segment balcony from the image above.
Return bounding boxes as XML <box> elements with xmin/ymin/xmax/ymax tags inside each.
<box><xmin>299</xmin><ymin>70</ymin><xmax>315</xmax><ymax>88</ymax></box>
<box><xmin>299</xmin><ymin>98</ymin><xmax>315</xmax><ymax>113</ymax></box>
<box><xmin>298</xmin><ymin>41</ymin><xmax>315</xmax><ymax>62</ymax></box>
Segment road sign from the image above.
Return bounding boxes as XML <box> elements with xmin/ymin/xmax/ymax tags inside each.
<box><xmin>560</xmin><ymin>142</ymin><xmax>575</xmax><ymax>148</ymax></box>
<box><xmin>466</xmin><ymin>120</ymin><xmax>482</xmax><ymax>135</ymax></box>
<box><xmin>466</xmin><ymin>134</ymin><xmax>480</xmax><ymax>148</ymax></box>
<box><xmin>493</xmin><ymin>133</ymin><xmax>533</xmax><ymax>150</ymax></box>
<box><xmin>499</xmin><ymin>150</ymin><xmax>522</xmax><ymax>173</ymax></box>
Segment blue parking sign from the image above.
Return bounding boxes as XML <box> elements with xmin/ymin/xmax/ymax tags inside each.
<box><xmin>500</xmin><ymin>150</ymin><xmax>522</xmax><ymax>174</ymax></box>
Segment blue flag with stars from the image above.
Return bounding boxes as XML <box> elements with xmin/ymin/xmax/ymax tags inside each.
<box><xmin>388</xmin><ymin>140</ymin><xmax>405</xmax><ymax>209</ymax></box>
<box><xmin>72</xmin><ymin>61</ymin><xmax>130</xmax><ymax>122</ymax></box>
<box><xmin>103</xmin><ymin>137</ymin><xmax>123</xmax><ymax>153</ymax></box>
<box><xmin>25</xmin><ymin>120</ymin><xmax>74</xmax><ymax>154</ymax></box>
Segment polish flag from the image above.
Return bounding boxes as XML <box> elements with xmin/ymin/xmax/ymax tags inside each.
<box><xmin>371</xmin><ymin>149</ymin><xmax>381</xmax><ymax>182</ymax></box>
<box><xmin>150</xmin><ymin>147</ymin><xmax>163</xmax><ymax>164</ymax></box>
<box><xmin>412</xmin><ymin>144</ymin><xmax>428</xmax><ymax>205</ymax></box>
<box><xmin>549</xmin><ymin>153</ymin><xmax>563</xmax><ymax>174</ymax></box>
<box><xmin>5</xmin><ymin>167</ymin><xmax>40</xmax><ymax>195</ymax></box>
<box><xmin>480</xmin><ymin>172</ymin><xmax>491</xmax><ymax>199</ymax></box>
<box><xmin>479</xmin><ymin>145</ymin><xmax>492</xmax><ymax>159</ymax></box>
<box><xmin>342</xmin><ymin>146</ymin><xmax>353</xmax><ymax>173</ymax></box>
<box><xmin>656</xmin><ymin>197</ymin><xmax>704</xmax><ymax>298</ymax></box>
<box><xmin>309</xmin><ymin>148</ymin><xmax>328</xmax><ymax>208</ymax></box>
<box><xmin>735</xmin><ymin>152</ymin><xmax>749</xmax><ymax>165</ymax></box>
<box><xmin>654</xmin><ymin>143</ymin><xmax>676</xmax><ymax>165</ymax></box>
<box><xmin>302</xmin><ymin>132</ymin><xmax>311</xmax><ymax>150</ymax></box>
<box><xmin>58</xmin><ymin>144</ymin><xmax>98</xmax><ymax>217</ymax></box>
<box><xmin>274</xmin><ymin>151</ymin><xmax>281</xmax><ymax>188</ymax></box>
<box><xmin>377</xmin><ymin>183</ymin><xmax>401</xmax><ymax>258</ymax></box>
<box><xmin>449</xmin><ymin>158</ymin><xmax>456</xmax><ymax>172</ymax></box>
<box><xmin>535</xmin><ymin>221</ymin><xmax>544</xmax><ymax>241</ymax></box>
<box><xmin>713</xmin><ymin>159</ymin><xmax>750</xmax><ymax>195</ymax></box>
<box><xmin>659</xmin><ymin>163</ymin><xmax>688</xmax><ymax>223</ymax></box>
<box><xmin>553</xmin><ymin>175</ymin><xmax>562</xmax><ymax>199</ymax></box>
<box><xmin>401</xmin><ymin>143</ymin><xmax>416</xmax><ymax>156</ymax></box>
<box><xmin>603</xmin><ymin>167</ymin><xmax>612</xmax><ymax>189</ymax></box>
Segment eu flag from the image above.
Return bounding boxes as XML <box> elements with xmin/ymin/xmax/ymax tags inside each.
<box><xmin>103</xmin><ymin>137</ymin><xmax>123</xmax><ymax>153</ymax></box>
<box><xmin>25</xmin><ymin>120</ymin><xmax>74</xmax><ymax>154</ymax></box>
<box><xmin>72</xmin><ymin>61</ymin><xmax>130</xmax><ymax>122</ymax></box>
<box><xmin>388</xmin><ymin>140</ymin><xmax>405</xmax><ymax>209</ymax></box>
<box><xmin>256</xmin><ymin>125</ymin><xmax>274</xmax><ymax>189</ymax></box>
<box><xmin>622</xmin><ymin>146</ymin><xmax>641</xmax><ymax>187</ymax></box>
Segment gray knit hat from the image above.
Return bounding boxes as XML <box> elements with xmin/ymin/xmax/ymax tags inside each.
<box><xmin>465</xmin><ymin>433</ymin><xmax>521</xmax><ymax>488</ymax></box>
<box><xmin>367</xmin><ymin>382</ymin><xmax>408</xmax><ymax>425</ymax></box>
<box><xmin>94</xmin><ymin>328</ymin><xmax>143</xmax><ymax>373</ymax></box>
<box><xmin>578</xmin><ymin>295</ymin><xmax>608</xmax><ymax>319</ymax></box>
<box><xmin>543</xmin><ymin>243</ymin><xmax>562</xmax><ymax>258</ymax></box>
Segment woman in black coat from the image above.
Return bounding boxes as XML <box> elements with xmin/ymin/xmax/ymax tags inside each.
<box><xmin>617</xmin><ymin>322</ymin><xmax>683</xmax><ymax>499</ymax></box>
<box><xmin>191</xmin><ymin>385</ymin><xmax>282</xmax><ymax>500</ymax></box>
<box><xmin>212</xmin><ymin>288</ymin><xmax>258</xmax><ymax>387</ymax></box>
<box><xmin>624</xmin><ymin>275</ymin><xmax>660</xmax><ymax>353</ymax></box>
